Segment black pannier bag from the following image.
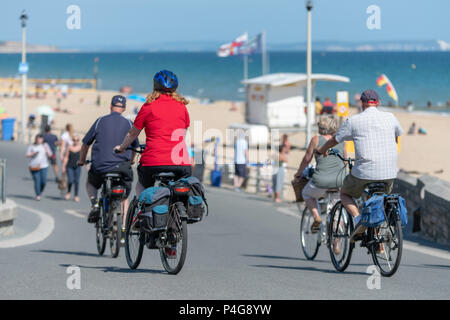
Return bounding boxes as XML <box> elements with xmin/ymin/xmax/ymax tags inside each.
<box><xmin>178</xmin><ymin>176</ymin><xmax>208</xmax><ymax>223</ymax></box>
<box><xmin>138</xmin><ymin>186</ymin><xmax>171</xmax><ymax>232</ymax></box>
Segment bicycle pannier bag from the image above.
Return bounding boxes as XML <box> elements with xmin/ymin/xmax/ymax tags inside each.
<box><xmin>178</xmin><ymin>176</ymin><xmax>208</xmax><ymax>223</ymax></box>
<box><xmin>361</xmin><ymin>195</ymin><xmax>385</xmax><ymax>228</ymax></box>
<box><xmin>398</xmin><ymin>196</ymin><xmax>408</xmax><ymax>226</ymax></box>
<box><xmin>138</xmin><ymin>186</ymin><xmax>170</xmax><ymax>231</ymax></box>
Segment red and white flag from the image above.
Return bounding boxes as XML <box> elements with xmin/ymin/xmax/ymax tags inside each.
<box><xmin>217</xmin><ymin>33</ymin><xmax>248</xmax><ymax>57</ymax></box>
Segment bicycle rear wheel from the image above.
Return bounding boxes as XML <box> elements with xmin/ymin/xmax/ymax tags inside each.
<box><xmin>328</xmin><ymin>202</ymin><xmax>354</xmax><ymax>272</ymax></box>
<box><xmin>300</xmin><ymin>206</ymin><xmax>320</xmax><ymax>260</ymax></box>
<box><xmin>125</xmin><ymin>199</ymin><xmax>144</xmax><ymax>269</ymax></box>
<box><xmin>160</xmin><ymin>204</ymin><xmax>188</xmax><ymax>275</ymax></box>
<box><xmin>109</xmin><ymin>199</ymin><xmax>122</xmax><ymax>258</ymax></box>
<box><xmin>95</xmin><ymin>206</ymin><xmax>106</xmax><ymax>256</ymax></box>
<box><xmin>370</xmin><ymin>219</ymin><xmax>403</xmax><ymax>277</ymax></box>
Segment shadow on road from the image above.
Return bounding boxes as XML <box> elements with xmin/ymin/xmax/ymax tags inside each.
<box><xmin>45</xmin><ymin>195</ymin><xmax>65</xmax><ymax>201</ymax></box>
<box><xmin>242</xmin><ymin>253</ymin><xmax>371</xmax><ymax>267</ymax></box>
<box><xmin>33</xmin><ymin>249</ymin><xmax>101</xmax><ymax>258</ymax></box>
<box><xmin>8</xmin><ymin>194</ymin><xmax>36</xmax><ymax>201</ymax></box>
<box><xmin>60</xmin><ymin>263</ymin><xmax>164</xmax><ymax>274</ymax></box>
<box><xmin>250</xmin><ymin>264</ymin><xmax>368</xmax><ymax>276</ymax></box>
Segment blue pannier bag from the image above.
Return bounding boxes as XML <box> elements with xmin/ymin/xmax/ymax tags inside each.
<box><xmin>398</xmin><ymin>196</ymin><xmax>408</xmax><ymax>226</ymax></box>
<box><xmin>138</xmin><ymin>186</ymin><xmax>170</xmax><ymax>231</ymax></box>
<box><xmin>178</xmin><ymin>176</ymin><xmax>208</xmax><ymax>223</ymax></box>
<box><xmin>361</xmin><ymin>195</ymin><xmax>385</xmax><ymax>228</ymax></box>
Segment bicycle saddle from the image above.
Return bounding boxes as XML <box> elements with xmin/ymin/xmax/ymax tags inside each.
<box><xmin>365</xmin><ymin>182</ymin><xmax>387</xmax><ymax>193</ymax></box>
<box><xmin>104</xmin><ymin>173</ymin><xmax>122</xmax><ymax>178</ymax></box>
<box><xmin>156</xmin><ymin>172</ymin><xmax>176</xmax><ymax>178</ymax></box>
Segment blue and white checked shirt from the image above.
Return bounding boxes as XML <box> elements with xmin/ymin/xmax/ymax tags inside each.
<box><xmin>335</xmin><ymin>107</ymin><xmax>403</xmax><ymax>180</ymax></box>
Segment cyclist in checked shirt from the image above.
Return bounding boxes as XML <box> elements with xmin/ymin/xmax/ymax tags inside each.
<box><xmin>316</xmin><ymin>89</ymin><xmax>403</xmax><ymax>242</ymax></box>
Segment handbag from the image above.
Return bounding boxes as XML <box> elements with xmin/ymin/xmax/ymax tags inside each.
<box><xmin>291</xmin><ymin>177</ymin><xmax>308</xmax><ymax>202</ymax></box>
<box><xmin>30</xmin><ymin>165</ymin><xmax>41</xmax><ymax>172</ymax></box>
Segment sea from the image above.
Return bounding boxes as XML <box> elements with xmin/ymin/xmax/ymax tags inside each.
<box><xmin>1</xmin><ymin>51</ymin><xmax>450</xmax><ymax>111</ymax></box>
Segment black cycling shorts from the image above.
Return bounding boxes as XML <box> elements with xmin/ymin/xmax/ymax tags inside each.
<box><xmin>88</xmin><ymin>162</ymin><xmax>133</xmax><ymax>198</ymax></box>
<box><xmin>137</xmin><ymin>164</ymin><xmax>192</xmax><ymax>188</ymax></box>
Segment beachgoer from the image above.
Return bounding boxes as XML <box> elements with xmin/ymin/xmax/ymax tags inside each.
<box><xmin>294</xmin><ymin>117</ymin><xmax>346</xmax><ymax>253</ymax></box>
<box><xmin>233</xmin><ymin>130</ymin><xmax>249</xmax><ymax>192</ymax></box>
<box><xmin>316</xmin><ymin>89</ymin><xmax>403</xmax><ymax>244</ymax></box>
<box><xmin>321</xmin><ymin>97</ymin><xmax>335</xmax><ymax>115</ymax></box>
<box><xmin>315</xmin><ymin>97</ymin><xmax>323</xmax><ymax>115</ymax></box>
<box><xmin>63</xmin><ymin>134</ymin><xmax>82</xmax><ymax>202</ymax></box>
<box><xmin>59</xmin><ymin>123</ymin><xmax>74</xmax><ymax>191</ymax></box>
<box><xmin>408</xmin><ymin>122</ymin><xmax>416</xmax><ymax>135</ymax></box>
<box><xmin>273</xmin><ymin>135</ymin><xmax>290</xmax><ymax>203</ymax></box>
<box><xmin>114</xmin><ymin>70</ymin><xmax>191</xmax><ymax>259</ymax></box>
<box><xmin>42</xmin><ymin>125</ymin><xmax>60</xmax><ymax>182</ymax></box>
<box><xmin>26</xmin><ymin>134</ymin><xmax>53</xmax><ymax>201</ymax></box>
<box><xmin>78</xmin><ymin>95</ymin><xmax>138</xmax><ymax>227</ymax></box>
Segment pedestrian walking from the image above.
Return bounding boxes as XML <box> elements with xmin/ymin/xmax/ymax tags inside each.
<box><xmin>42</xmin><ymin>125</ymin><xmax>60</xmax><ymax>182</ymax></box>
<box><xmin>26</xmin><ymin>134</ymin><xmax>53</xmax><ymax>201</ymax></box>
<box><xmin>272</xmin><ymin>134</ymin><xmax>290</xmax><ymax>202</ymax></box>
<box><xmin>234</xmin><ymin>130</ymin><xmax>249</xmax><ymax>192</ymax></box>
<box><xmin>62</xmin><ymin>134</ymin><xmax>82</xmax><ymax>202</ymax></box>
<box><xmin>59</xmin><ymin>123</ymin><xmax>74</xmax><ymax>192</ymax></box>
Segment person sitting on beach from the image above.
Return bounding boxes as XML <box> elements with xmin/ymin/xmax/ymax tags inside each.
<box><xmin>294</xmin><ymin>117</ymin><xmax>346</xmax><ymax>253</ymax></box>
<box><xmin>407</xmin><ymin>122</ymin><xmax>416</xmax><ymax>135</ymax></box>
<box><xmin>316</xmin><ymin>89</ymin><xmax>403</xmax><ymax>244</ymax></box>
<box><xmin>114</xmin><ymin>70</ymin><xmax>191</xmax><ymax>259</ymax></box>
<box><xmin>78</xmin><ymin>95</ymin><xmax>139</xmax><ymax>226</ymax></box>
<box><xmin>321</xmin><ymin>97</ymin><xmax>335</xmax><ymax>115</ymax></box>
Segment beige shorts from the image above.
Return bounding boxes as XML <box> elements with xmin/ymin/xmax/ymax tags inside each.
<box><xmin>341</xmin><ymin>174</ymin><xmax>394</xmax><ymax>199</ymax></box>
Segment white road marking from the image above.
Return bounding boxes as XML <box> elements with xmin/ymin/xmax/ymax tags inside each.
<box><xmin>403</xmin><ymin>241</ymin><xmax>450</xmax><ymax>261</ymax></box>
<box><xmin>276</xmin><ymin>206</ymin><xmax>450</xmax><ymax>261</ymax></box>
<box><xmin>276</xmin><ymin>206</ymin><xmax>301</xmax><ymax>220</ymax></box>
<box><xmin>0</xmin><ymin>204</ymin><xmax>55</xmax><ymax>248</ymax></box>
<box><xmin>64</xmin><ymin>209</ymin><xmax>85</xmax><ymax>219</ymax></box>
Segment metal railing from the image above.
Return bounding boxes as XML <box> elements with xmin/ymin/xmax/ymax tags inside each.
<box><xmin>0</xmin><ymin>159</ymin><xmax>6</xmax><ymax>204</ymax></box>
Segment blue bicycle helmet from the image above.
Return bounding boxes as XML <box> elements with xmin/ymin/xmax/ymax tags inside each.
<box><xmin>153</xmin><ymin>70</ymin><xmax>178</xmax><ymax>92</ymax></box>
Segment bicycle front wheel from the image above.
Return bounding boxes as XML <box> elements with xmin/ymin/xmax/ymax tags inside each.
<box><xmin>300</xmin><ymin>206</ymin><xmax>320</xmax><ymax>260</ymax></box>
<box><xmin>370</xmin><ymin>219</ymin><xmax>403</xmax><ymax>277</ymax></box>
<box><xmin>328</xmin><ymin>202</ymin><xmax>354</xmax><ymax>272</ymax></box>
<box><xmin>160</xmin><ymin>204</ymin><xmax>188</xmax><ymax>275</ymax></box>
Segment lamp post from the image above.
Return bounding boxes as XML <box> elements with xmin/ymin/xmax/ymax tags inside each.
<box><xmin>20</xmin><ymin>10</ymin><xmax>28</xmax><ymax>144</ymax></box>
<box><xmin>305</xmin><ymin>1</ymin><xmax>313</xmax><ymax>148</ymax></box>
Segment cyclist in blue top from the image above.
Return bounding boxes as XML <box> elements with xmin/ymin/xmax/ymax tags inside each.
<box><xmin>78</xmin><ymin>95</ymin><xmax>139</xmax><ymax>225</ymax></box>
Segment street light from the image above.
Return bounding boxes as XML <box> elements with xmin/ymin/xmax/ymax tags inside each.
<box><xmin>19</xmin><ymin>10</ymin><xmax>28</xmax><ymax>144</ymax></box>
<box><xmin>305</xmin><ymin>0</ymin><xmax>313</xmax><ymax>148</ymax></box>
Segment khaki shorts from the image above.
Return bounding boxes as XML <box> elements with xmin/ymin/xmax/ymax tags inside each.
<box><xmin>341</xmin><ymin>174</ymin><xmax>394</xmax><ymax>199</ymax></box>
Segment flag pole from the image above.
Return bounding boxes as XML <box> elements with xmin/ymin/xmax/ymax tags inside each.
<box><xmin>243</xmin><ymin>54</ymin><xmax>248</xmax><ymax>80</ymax></box>
<box><xmin>262</xmin><ymin>30</ymin><xmax>267</xmax><ymax>75</ymax></box>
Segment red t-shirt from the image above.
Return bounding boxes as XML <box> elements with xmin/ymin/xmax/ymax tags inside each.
<box><xmin>133</xmin><ymin>94</ymin><xmax>190</xmax><ymax>166</ymax></box>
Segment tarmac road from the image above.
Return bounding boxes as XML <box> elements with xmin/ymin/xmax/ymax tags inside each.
<box><xmin>0</xmin><ymin>141</ymin><xmax>449</xmax><ymax>299</ymax></box>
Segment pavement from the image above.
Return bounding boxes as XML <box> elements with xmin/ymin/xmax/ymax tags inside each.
<box><xmin>0</xmin><ymin>140</ymin><xmax>449</xmax><ymax>300</ymax></box>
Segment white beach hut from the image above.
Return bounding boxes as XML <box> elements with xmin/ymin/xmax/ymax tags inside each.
<box><xmin>242</xmin><ymin>73</ymin><xmax>350</xmax><ymax>128</ymax></box>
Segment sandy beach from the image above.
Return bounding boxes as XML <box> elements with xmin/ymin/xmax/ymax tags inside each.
<box><xmin>1</xmin><ymin>89</ymin><xmax>449</xmax><ymax>201</ymax></box>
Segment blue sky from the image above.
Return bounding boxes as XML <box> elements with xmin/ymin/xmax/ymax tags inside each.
<box><xmin>1</xmin><ymin>0</ymin><xmax>449</xmax><ymax>48</ymax></box>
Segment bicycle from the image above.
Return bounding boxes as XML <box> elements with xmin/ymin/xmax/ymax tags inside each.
<box><xmin>83</xmin><ymin>161</ymin><xmax>126</xmax><ymax>258</ymax></box>
<box><xmin>327</xmin><ymin>149</ymin><xmax>403</xmax><ymax>277</ymax></box>
<box><xmin>299</xmin><ymin>186</ymin><xmax>340</xmax><ymax>260</ymax></box>
<box><xmin>124</xmin><ymin>147</ymin><xmax>189</xmax><ymax>275</ymax></box>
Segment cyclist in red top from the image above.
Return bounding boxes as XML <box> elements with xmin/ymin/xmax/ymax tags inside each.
<box><xmin>114</xmin><ymin>70</ymin><xmax>192</xmax><ymax>197</ymax></box>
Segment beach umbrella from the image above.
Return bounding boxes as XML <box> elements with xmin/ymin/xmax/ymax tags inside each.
<box><xmin>376</xmin><ymin>74</ymin><xmax>398</xmax><ymax>105</ymax></box>
<box><xmin>36</xmin><ymin>105</ymin><xmax>54</xmax><ymax>122</ymax></box>
<box><xmin>128</xmin><ymin>94</ymin><xmax>146</xmax><ymax>103</ymax></box>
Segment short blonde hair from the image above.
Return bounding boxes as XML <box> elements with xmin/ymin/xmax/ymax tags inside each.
<box><xmin>317</xmin><ymin>116</ymin><xmax>338</xmax><ymax>135</ymax></box>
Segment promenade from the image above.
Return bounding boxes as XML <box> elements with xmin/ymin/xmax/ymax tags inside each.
<box><xmin>0</xmin><ymin>141</ymin><xmax>449</xmax><ymax>299</ymax></box>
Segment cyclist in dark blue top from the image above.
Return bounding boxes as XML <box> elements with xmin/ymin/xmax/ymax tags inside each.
<box><xmin>78</xmin><ymin>95</ymin><xmax>139</xmax><ymax>224</ymax></box>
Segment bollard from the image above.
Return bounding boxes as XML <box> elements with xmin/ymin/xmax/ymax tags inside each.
<box><xmin>1</xmin><ymin>159</ymin><xmax>6</xmax><ymax>204</ymax></box>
